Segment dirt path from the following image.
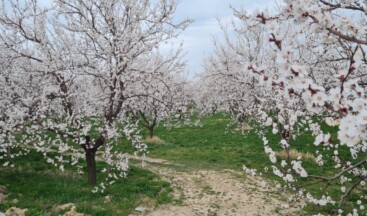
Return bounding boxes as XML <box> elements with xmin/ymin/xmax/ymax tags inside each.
<box><xmin>130</xmin><ymin>157</ymin><xmax>301</xmax><ymax>216</ymax></box>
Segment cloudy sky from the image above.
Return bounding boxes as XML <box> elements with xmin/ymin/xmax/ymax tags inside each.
<box><xmin>168</xmin><ymin>0</ymin><xmax>280</xmax><ymax>79</ymax></box>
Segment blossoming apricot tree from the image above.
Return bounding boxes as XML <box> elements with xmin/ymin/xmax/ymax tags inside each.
<box><xmin>0</xmin><ymin>0</ymin><xmax>189</xmax><ymax>190</ymax></box>
<box><xmin>199</xmin><ymin>0</ymin><xmax>367</xmax><ymax>213</ymax></box>
<box><xmin>236</xmin><ymin>0</ymin><xmax>367</xmax><ymax>213</ymax></box>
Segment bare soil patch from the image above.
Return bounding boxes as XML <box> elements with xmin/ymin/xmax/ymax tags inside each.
<box><xmin>131</xmin><ymin>159</ymin><xmax>301</xmax><ymax>216</ymax></box>
<box><xmin>0</xmin><ymin>185</ymin><xmax>7</xmax><ymax>204</ymax></box>
<box><xmin>53</xmin><ymin>203</ymin><xmax>85</xmax><ymax>216</ymax></box>
<box><xmin>128</xmin><ymin>154</ymin><xmax>171</xmax><ymax>165</ymax></box>
<box><xmin>4</xmin><ymin>207</ymin><xmax>28</xmax><ymax>216</ymax></box>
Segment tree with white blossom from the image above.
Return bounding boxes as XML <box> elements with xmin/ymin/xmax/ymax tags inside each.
<box><xmin>0</xmin><ymin>0</ymin><xmax>189</xmax><ymax>189</ymax></box>
<box><xmin>0</xmin><ymin>45</ymin><xmax>42</xmax><ymax>166</ymax></box>
<box><xmin>126</xmin><ymin>51</ymin><xmax>190</xmax><ymax>139</ymax></box>
<box><xmin>197</xmin><ymin>18</ymin><xmax>277</xmax><ymax>124</ymax></box>
<box><xmin>229</xmin><ymin>0</ymin><xmax>367</xmax><ymax>214</ymax></box>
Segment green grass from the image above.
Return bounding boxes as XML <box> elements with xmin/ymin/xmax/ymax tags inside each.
<box><xmin>140</xmin><ymin>113</ymin><xmax>365</xmax><ymax>214</ymax></box>
<box><xmin>0</xmin><ymin>151</ymin><xmax>172</xmax><ymax>216</ymax></box>
<box><xmin>1</xmin><ymin>113</ymin><xmax>366</xmax><ymax>215</ymax></box>
<box><xmin>146</xmin><ymin>113</ymin><xmax>270</xmax><ymax>171</ymax></box>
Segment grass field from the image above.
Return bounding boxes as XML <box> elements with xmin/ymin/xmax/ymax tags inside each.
<box><xmin>118</xmin><ymin>113</ymin><xmax>365</xmax><ymax>214</ymax></box>
<box><xmin>0</xmin><ymin>113</ymin><xmax>364</xmax><ymax>215</ymax></box>
<box><xmin>0</xmin><ymin>151</ymin><xmax>172</xmax><ymax>215</ymax></box>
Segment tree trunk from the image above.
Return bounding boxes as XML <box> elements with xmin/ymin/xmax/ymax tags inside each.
<box><xmin>6</xmin><ymin>146</ymin><xmax>11</xmax><ymax>159</ymax></box>
<box><xmin>81</xmin><ymin>135</ymin><xmax>104</xmax><ymax>185</ymax></box>
<box><xmin>85</xmin><ymin>149</ymin><xmax>97</xmax><ymax>185</ymax></box>
<box><xmin>149</xmin><ymin>126</ymin><xmax>154</xmax><ymax>138</ymax></box>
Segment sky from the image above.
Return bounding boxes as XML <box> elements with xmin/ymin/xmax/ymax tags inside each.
<box><xmin>37</xmin><ymin>0</ymin><xmax>280</xmax><ymax>79</ymax></box>
<box><xmin>166</xmin><ymin>0</ymin><xmax>280</xmax><ymax>79</ymax></box>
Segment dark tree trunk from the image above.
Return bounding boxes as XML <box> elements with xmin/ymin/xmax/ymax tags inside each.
<box><xmin>6</xmin><ymin>146</ymin><xmax>11</xmax><ymax>159</ymax></box>
<box><xmin>139</xmin><ymin>111</ymin><xmax>157</xmax><ymax>139</ymax></box>
<box><xmin>149</xmin><ymin>126</ymin><xmax>154</xmax><ymax>138</ymax></box>
<box><xmin>4</xmin><ymin>133</ymin><xmax>11</xmax><ymax>159</ymax></box>
<box><xmin>81</xmin><ymin>135</ymin><xmax>105</xmax><ymax>185</ymax></box>
<box><xmin>85</xmin><ymin>149</ymin><xmax>97</xmax><ymax>185</ymax></box>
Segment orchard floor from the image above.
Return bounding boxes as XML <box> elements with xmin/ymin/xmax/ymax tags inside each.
<box><xmin>129</xmin><ymin>156</ymin><xmax>301</xmax><ymax>216</ymax></box>
<box><xmin>0</xmin><ymin>155</ymin><xmax>303</xmax><ymax>216</ymax></box>
<box><xmin>1</xmin><ymin>114</ymin><xmax>323</xmax><ymax>215</ymax></box>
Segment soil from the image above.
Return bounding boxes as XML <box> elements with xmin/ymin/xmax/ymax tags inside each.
<box><xmin>130</xmin><ymin>158</ymin><xmax>302</xmax><ymax>216</ymax></box>
<box><xmin>54</xmin><ymin>203</ymin><xmax>85</xmax><ymax>216</ymax></box>
<box><xmin>4</xmin><ymin>207</ymin><xmax>28</xmax><ymax>216</ymax></box>
<box><xmin>0</xmin><ymin>185</ymin><xmax>6</xmax><ymax>204</ymax></box>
